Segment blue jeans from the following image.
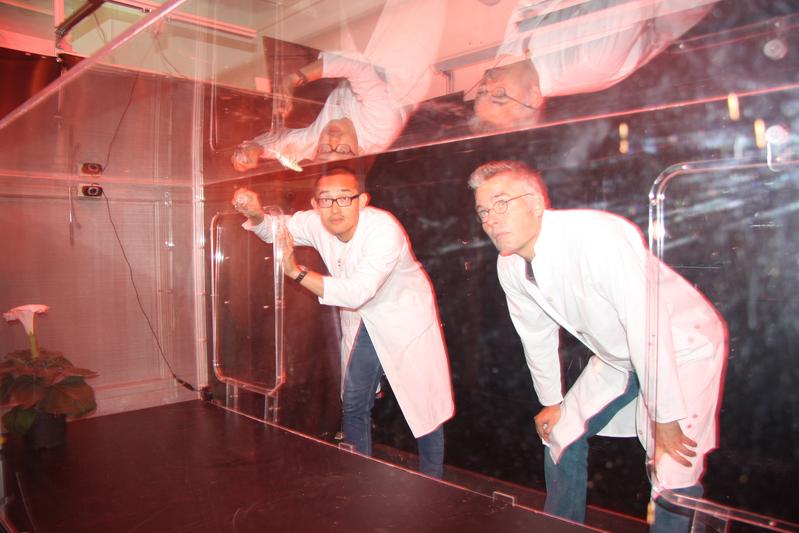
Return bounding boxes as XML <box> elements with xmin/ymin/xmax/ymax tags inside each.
<box><xmin>652</xmin><ymin>484</ymin><xmax>704</xmax><ymax>533</ymax></box>
<box><xmin>543</xmin><ymin>374</ymin><xmax>703</xmax><ymax>532</ymax></box>
<box><xmin>544</xmin><ymin>374</ymin><xmax>640</xmax><ymax>522</ymax></box>
<box><xmin>341</xmin><ymin>326</ymin><xmax>445</xmax><ymax>478</ymax></box>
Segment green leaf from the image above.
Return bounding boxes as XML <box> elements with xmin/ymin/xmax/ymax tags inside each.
<box><xmin>2</xmin><ymin>406</ymin><xmax>37</xmax><ymax>435</ymax></box>
<box><xmin>8</xmin><ymin>375</ymin><xmax>45</xmax><ymax>407</ymax></box>
<box><xmin>0</xmin><ymin>374</ymin><xmax>13</xmax><ymax>403</ymax></box>
<box><xmin>60</xmin><ymin>367</ymin><xmax>98</xmax><ymax>379</ymax></box>
<box><xmin>39</xmin><ymin>377</ymin><xmax>97</xmax><ymax>418</ymax></box>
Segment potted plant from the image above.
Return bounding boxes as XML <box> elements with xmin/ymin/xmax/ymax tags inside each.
<box><xmin>1</xmin><ymin>305</ymin><xmax>98</xmax><ymax>449</ymax></box>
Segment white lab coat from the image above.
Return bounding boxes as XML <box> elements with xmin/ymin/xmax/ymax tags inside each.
<box><xmin>252</xmin><ymin>52</ymin><xmax>405</xmax><ymax>163</ymax></box>
<box><xmin>499</xmin><ymin>209</ymin><xmax>726</xmax><ymax>489</ymax></box>
<box><xmin>247</xmin><ymin>207</ymin><xmax>454</xmax><ymax>438</ymax></box>
<box><xmin>497</xmin><ymin>0</ymin><xmax>716</xmax><ymax>97</ymax></box>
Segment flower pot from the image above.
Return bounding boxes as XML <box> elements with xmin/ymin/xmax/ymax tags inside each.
<box><xmin>26</xmin><ymin>412</ymin><xmax>66</xmax><ymax>450</ymax></box>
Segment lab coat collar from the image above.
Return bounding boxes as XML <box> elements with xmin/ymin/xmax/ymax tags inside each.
<box><xmin>530</xmin><ymin>209</ymin><xmax>555</xmax><ymax>272</ymax></box>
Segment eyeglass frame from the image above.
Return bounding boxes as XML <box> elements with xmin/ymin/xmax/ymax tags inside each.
<box><xmin>315</xmin><ymin>194</ymin><xmax>361</xmax><ymax>208</ymax></box>
<box><xmin>317</xmin><ymin>143</ymin><xmax>355</xmax><ymax>156</ymax></box>
<box><xmin>476</xmin><ymin>85</ymin><xmax>536</xmax><ymax>110</ymax></box>
<box><xmin>476</xmin><ymin>193</ymin><xmax>535</xmax><ymax>221</ymax></box>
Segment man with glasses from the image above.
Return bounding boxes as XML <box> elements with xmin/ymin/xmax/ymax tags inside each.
<box><xmin>469</xmin><ymin>160</ymin><xmax>726</xmax><ymax>531</ymax></box>
<box><xmin>232</xmin><ymin>53</ymin><xmax>399</xmax><ymax>170</ymax></box>
<box><xmin>232</xmin><ymin>167</ymin><xmax>454</xmax><ymax>478</ymax></box>
<box><xmin>232</xmin><ymin>0</ymin><xmax>447</xmax><ymax>171</ymax></box>
<box><xmin>473</xmin><ymin>0</ymin><xmax>716</xmax><ymax>131</ymax></box>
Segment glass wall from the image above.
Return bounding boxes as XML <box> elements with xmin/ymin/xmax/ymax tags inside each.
<box><xmin>1</xmin><ymin>0</ymin><xmax>797</xmax><ymax>530</ymax></box>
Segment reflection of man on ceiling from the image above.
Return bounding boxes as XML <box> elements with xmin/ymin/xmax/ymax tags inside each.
<box><xmin>232</xmin><ymin>0</ymin><xmax>446</xmax><ymax>172</ymax></box>
<box><xmin>472</xmin><ymin>0</ymin><xmax>718</xmax><ymax>132</ymax></box>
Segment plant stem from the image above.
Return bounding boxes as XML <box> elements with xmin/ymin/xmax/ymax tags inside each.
<box><xmin>28</xmin><ymin>332</ymin><xmax>39</xmax><ymax>359</ymax></box>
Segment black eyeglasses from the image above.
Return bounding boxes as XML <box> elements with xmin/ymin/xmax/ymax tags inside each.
<box><xmin>316</xmin><ymin>194</ymin><xmax>360</xmax><ymax>208</ymax></box>
<box><xmin>317</xmin><ymin>144</ymin><xmax>355</xmax><ymax>156</ymax></box>
<box><xmin>476</xmin><ymin>193</ymin><xmax>534</xmax><ymax>221</ymax></box>
<box><xmin>476</xmin><ymin>86</ymin><xmax>535</xmax><ymax>110</ymax></box>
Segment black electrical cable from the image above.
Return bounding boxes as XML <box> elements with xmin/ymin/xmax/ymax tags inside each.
<box><xmin>102</xmin><ymin>190</ymin><xmax>195</xmax><ymax>392</ymax></box>
<box><xmin>101</xmin><ymin>73</ymin><xmax>139</xmax><ymax>174</ymax></box>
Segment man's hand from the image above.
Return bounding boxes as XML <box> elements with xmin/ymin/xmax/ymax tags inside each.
<box><xmin>274</xmin><ymin>73</ymin><xmax>300</xmax><ymax>118</ymax></box>
<box><xmin>231</xmin><ymin>188</ymin><xmax>264</xmax><ymax>225</ymax></box>
<box><xmin>231</xmin><ymin>142</ymin><xmax>263</xmax><ymax>172</ymax></box>
<box><xmin>282</xmin><ymin>230</ymin><xmax>299</xmax><ymax>279</ymax></box>
<box><xmin>534</xmin><ymin>404</ymin><xmax>561</xmax><ymax>442</ymax></box>
<box><xmin>654</xmin><ymin>420</ymin><xmax>697</xmax><ymax>467</ymax></box>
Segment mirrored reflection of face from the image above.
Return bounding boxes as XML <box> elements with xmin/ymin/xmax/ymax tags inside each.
<box><xmin>312</xmin><ymin>172</ymin><xmax>364</xmax><ymax>242</ymax></box>
<box><xmin>474</xmin><ymin>62</ymin><xmax>539</xmax><ymax>129</ymax></box>
<box><xmin>474</xmin><ymin>173</ymin><xmax>542</xmax><ymax>259</ymax></box>
<box><xmin>316</xmin><ymin>118</ymin><xmax>360</xmax><ymax>162</ymax></box>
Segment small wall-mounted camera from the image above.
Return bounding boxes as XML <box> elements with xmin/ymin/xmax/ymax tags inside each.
<box><xmin>78</xmin><ymin>183</ymin><xmax>104</xmax><ymax>198</ymax></box>
<box><xmin>79</xmin><ymin>162</ymin><xmax>103</xmax><ymax>176</ymax></box>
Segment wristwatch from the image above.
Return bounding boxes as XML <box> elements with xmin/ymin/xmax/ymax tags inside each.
<box><xmin>294</xmin><ymin>266</ymin><xmax>308</xmax><ymax>283</ymax></box>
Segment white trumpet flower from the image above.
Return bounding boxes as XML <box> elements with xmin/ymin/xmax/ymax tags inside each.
<box><xmin>3</xmin><ymin>304</ymin><xmax>49</xmax><ymax>358</ymax></box>
<box><xmin>3</xmin><ymin>304</ymin><xmax>49</xmax><ymax>336</ymax></box>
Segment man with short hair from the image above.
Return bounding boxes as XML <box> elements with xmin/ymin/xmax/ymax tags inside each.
<box><xmin>233</xmin><ymin>167</ymin><xmax>454</xmax><ymax>478</ymax></box>
<box><xmin>232</xmin><ymin>0</ymin><xmax>447</xmax><ymax>170</ymax></box>
<box><xmin>473</xmin><ymin>0</ymin><xmax>717</xmax><ymax>131</ymax></box>
<box><xmin>468</xmin><ymin>160</ymin><xmax>726</xmax><ymax>531</ymax></box>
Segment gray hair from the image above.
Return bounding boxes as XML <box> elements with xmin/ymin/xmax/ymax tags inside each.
<box><xmin>469</xmin><ymin>104</ymin><xmax>545</xmax><ymax>134</ymax></box>
<box><xmin>467</xmin><ymin>160</ymin><xmax>550</xmax><ymax>207</ymax></box>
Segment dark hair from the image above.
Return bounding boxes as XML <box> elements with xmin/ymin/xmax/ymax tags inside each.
<box><xmin>315</xmin><ymin>164</ymin><xmax>366</xmax><ymax>192</ymax></box>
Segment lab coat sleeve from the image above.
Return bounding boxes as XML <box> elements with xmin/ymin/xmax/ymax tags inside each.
<box><xmin>585</xmin><ymin>217</ymin><xmax>687</xmax><ymax>423</ymax></box>
<box><xmin>244</xmin><ymin>210</ymin><xmax>317</xmax><ymax>248</ymax></box>
<box><xmin>321</xmin><ymin>52</ymin><xmax>388</xmax><ymax>101</ymax></box>
<box><xmin>250</xmin><ymin>127</ymin><xmax>317</xmax><ymax>162</ymax></box>
<box><xmin>498</xmin><ymin>258</ymin><xmax>563</xmax><ymax>406</ymax></box>
<box><xmin>319</xmin><ymin>218</ymin><xmax>402</xmax><ymax>309</ymax></box>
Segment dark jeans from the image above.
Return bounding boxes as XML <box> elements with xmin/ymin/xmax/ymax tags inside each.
<box><xmin>543</xmin><ymin>373</ymin><xmax>703</xmax><ymax>532</ymax></box>
<box><xmin>341</xmin><ymin>325</ymin><xmax>445</xmax><ymax>478</ymax></box>
<box><xmin>652</xmin><ymin>484</ymin><xmax>704</xmax><ymax>533</ymax></box>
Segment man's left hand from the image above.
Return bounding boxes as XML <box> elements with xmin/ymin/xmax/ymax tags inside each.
<box><xmin>534</xmin><ymin>404</ymin><xmax>561</xmax><ymax>443</ymax></box>
<box><xmin>274</xmin><ymin>73</ymin><xmax>299</xmax><ymax>118</ymax></box>
<box><xmin>282</xmin><ymin>230</ymin><xmax>299</xmax><ymax>278</ymax></box>
<box><xmin>654</xmin><ymin>420</ymin><xmax>697</xmax><ymax>467</ymax></box>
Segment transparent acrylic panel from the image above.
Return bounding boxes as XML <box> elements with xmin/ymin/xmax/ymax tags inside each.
<box><xmin>648</xmin><ymin>156</ymin><xmax>799</xmax><ymax>530</ymax></box>
<box><xmin>210</xmin><ymin>207</ymin><xmax>284</xmax><ymax>397</ymax></box>
<box><xmin>0</xmin><ymin>0</ymin><xmax>209</xmax><ymax>183</ymax></box>
<box><xmin>0</xmin><ymin>0</ymin><xmax>210</xmax><ymax>412</ymax></box>
<box><xmin>204</xmin><ymin>179</ymin><xmax>342</xmax><ymax>434</ymax></box>
<box><xmin>202</xmin><ymin>72</ymin><xmax>799</xmax><ymax>532</ymax></box>
<box><xmin>3</xmin><ymin>2</ymin><xmax>797</xmax><ymax>182</ymax></box>
<box><xmin>193</xmin><ymin>0</ymin><xmax>799</xmax><ymax>181</ymax></box>
<box><xmin>3</xmin><ymin>0</ymin><xmax>799</xmax><ymax>527</ymax></box>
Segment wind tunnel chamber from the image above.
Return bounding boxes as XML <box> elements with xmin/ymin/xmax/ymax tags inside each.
<box><xmin>0</xmin><ymin>0</ymin><xmax>798</xmax><ymax>531</ymax></box>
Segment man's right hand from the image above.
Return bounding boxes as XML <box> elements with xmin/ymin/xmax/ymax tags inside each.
<box><xmin>534</xmin><ymin>404</ymin><xmax>561</xmax><ymax>443</ymax></box>
<box><xmin>232</xmin><ymin>188</ymin><xmax>264</xmax><ymax>225</ymax></box>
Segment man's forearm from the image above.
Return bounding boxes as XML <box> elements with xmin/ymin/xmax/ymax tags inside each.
<box><xmin>296</xmin><ymin>59</ymin><xmax>323</xmax><ymax>85</ymax></box>
<box><xmin>286</xmin><ymin>265</ymin><xmax>325</xmax><ymax>298</ymax></box>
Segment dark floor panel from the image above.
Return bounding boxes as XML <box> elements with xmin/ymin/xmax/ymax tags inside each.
<box><xmin>2</xmin><ymin>401</ymin><xmax>601</xmax><ymax>533</ymax></box>
<box><xmin>372</xmin><ymin>443</ymin><xmax>649</xmax><ymax>533</ymax></box>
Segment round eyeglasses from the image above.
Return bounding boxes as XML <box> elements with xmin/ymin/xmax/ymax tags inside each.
<box><xmin>476</xmin><ymin>193</ymin><xmax>534</xmax><ymax>221</ymax></box>
<box><xmin>316</xmin><ymin>194</ymin><xmax>360</xmax><ymax>208</ymax></box>
<box><xmin>476</xmin><ymin>86</ymin><xmax>535</xmax><ymax>110</ymax></box>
